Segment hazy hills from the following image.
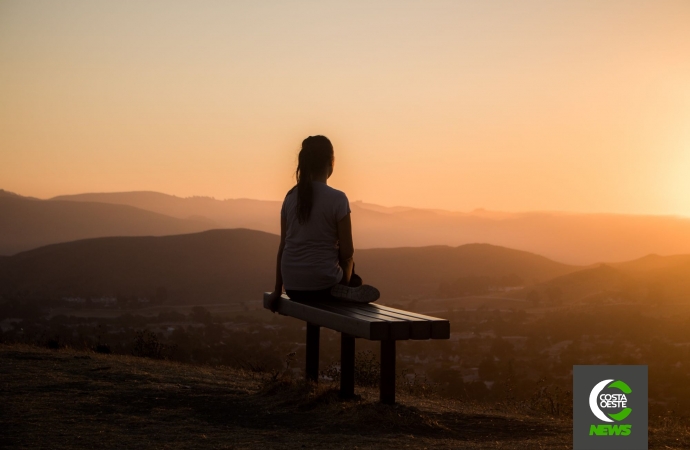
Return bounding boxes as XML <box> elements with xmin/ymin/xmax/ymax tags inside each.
<box><xmin>0</xmin><ymin>191</ymin><xmax>216</xmax><ymax>255</ymax></box>
<box><xmin>612</xmin><ymin>254</ymin><xmax>690</xmax><ymax>272</ymax></box>
<box><xmin>2</xmin><ymin>226</ymin><xmax>689</xmax><ymax>306</ymax></box>
<box><xmin>51</xmin><ymin>191</ymin><xmax>278</xmax><ymax>234</ymax></box>
<box><xmin>0</xmin><ymin>229</ymin><xmax>580</xmax><ymax>304</ymax></box>
<box><xmin>530</xmin><ymin>255</ymin><xmax>690</xmax><ymax>305</ymax></box>
<box><xmin>352</xmin><ymin>244</ymin><xmax>577</xmax><ymax>300</ymax></box>
<box><xmin>4</xmin><ymin>188</ymin><xmax>690</xmax><ymax>265</ymax></box>
<box><xmin>50</xmin><ymin>190</ymin><xmax>690</xmax><ymax>264</ymax></box>
<box><xmin>0</xmin><ymin>229</ymin><xmax>277</xmax><ymax>304</ymax></box>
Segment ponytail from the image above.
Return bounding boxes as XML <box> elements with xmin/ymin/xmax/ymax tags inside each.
<box><xmin>295</xmin><ymin>135</ymin><xmax>334</xmax><ymax>224</ymax></box>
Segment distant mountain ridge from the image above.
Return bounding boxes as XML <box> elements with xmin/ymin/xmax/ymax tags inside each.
<box><xmin>0</xmin><ymin>189</ymin><xmax>39</xmax><ymax>200</ymax></box>
<box><xmin>0</xmin><ymin>194</ymin><xmax>216</xmax><ymax>255</ymax></box>
<box><xmin>51</xmin><ymin>190</ymin><xmax>278</xmax><ymax>235</ymax></box>
<box><xmin>529</xmin><ymin>254</ymin><xmax>690</xmax><ymax>305</ymax></box>
<box><xmin>611</xmin><ymin>254</ymin><xmax>690</xmax><ymax>272</ymax></box>
<box><xmin>2</xmin><ymin>227</ymin><xmax>690</xmax><ymax>306</ymax></box>
<box><xmin>49</xmin><ymin>190</ymin><xmax>690</xmax><ymax>265</ymax></box>
<box><xmin>352</xmin><ymin>243</ymin><xmax>578</xmax><ymax>299</ymax></box>
<box><xmin>0</xmin><ymin>229</ymin><xmax>580</xmax><ymax>304</ymax></box>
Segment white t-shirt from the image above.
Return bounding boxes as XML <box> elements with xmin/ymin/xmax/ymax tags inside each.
<box><xmin>280</xmin><ymin>181</ymin><xmax>351</xmax><ymax>290</ymax></box>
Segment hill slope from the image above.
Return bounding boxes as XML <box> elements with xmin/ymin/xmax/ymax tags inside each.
<box><xmin>0</xmin><ymin>230</ymin><xmax>579</xmax><ymax>303</ymax></box>
<box><xmin>0</xmin><ymin>344</ymin><xmax>573</xmax><ymax>450</ymax></box>
<box><xmin>532</xmin><ymin>255</ymin><xmax>690</xmax><ymax>305</ymax></box>
<box><xmin>357</xmin><ymin>244</ymin><xmax>578</xmax><ymax>299</ymax></box>
<box><xmin>611</xmin><ymin>254</ymin><xmax>690</xmax><ymax>272</ymax></box>
<box><xmin>0</xmin><ymin>194</ymin><xmax>217</xmax><ymax>255</ymax></box>
<box><xmin>0</xmin><ymin>229</ymin><xmax>278</xmax><ymax>303</ymax></box>
<box><xmin>3</xmin><ymin>344</ymin><xmax>686</xmax><ymax>449</ymax></box>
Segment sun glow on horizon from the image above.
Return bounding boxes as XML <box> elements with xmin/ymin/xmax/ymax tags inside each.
<box><xmin>1</xmin><ymin>0</ymin><xmax>690</xmax><ymax>216</ymax></box>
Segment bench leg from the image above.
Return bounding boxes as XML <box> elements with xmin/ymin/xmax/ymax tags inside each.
<box><xmin>306</xmin><ymin>323</ymin><xmax>320</xmax><ymax>383</ymax></box>
<box><xmin>340</xmin><ymin>333</ymin><xmax>355</xmax><ymax>398</ymax></box>
<box><xmin>380</xmin><ymin>339</ymin><xmax>396</xmax><ymax>404</ymax></box>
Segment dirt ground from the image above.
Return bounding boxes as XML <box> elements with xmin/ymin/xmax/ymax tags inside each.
<box><xmin>0</xmin><ymin>344</ymin><xmax>684</xmax><ymax>449</ymax></box>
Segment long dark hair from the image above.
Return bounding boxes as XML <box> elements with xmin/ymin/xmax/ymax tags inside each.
<box><xmin>295</xmin><ymin>135</ymin><xmax>334</xmax><ymax>224</ymax></box>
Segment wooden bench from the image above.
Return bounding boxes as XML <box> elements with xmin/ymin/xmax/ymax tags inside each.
<box><xmin>263</xmin><ymin>292</ymin><xmax>450</xmax><ymax>404</ymax></box>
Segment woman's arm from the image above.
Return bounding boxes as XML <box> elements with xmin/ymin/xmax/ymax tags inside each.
<box><xmin>267</xmin><ymin>214</ymin><xmax>287</xmax><ymax>312</ymax></box>
<box><xmin>337</xmin><ymin>213</ymin><xmax>354</xmax><ymax>285</ymax></box>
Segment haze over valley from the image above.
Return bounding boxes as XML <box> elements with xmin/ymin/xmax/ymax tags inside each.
<box><xmin>4</xmin><ymin>188</ymin><xmax>690</xmax><ymax>265</ymax></box>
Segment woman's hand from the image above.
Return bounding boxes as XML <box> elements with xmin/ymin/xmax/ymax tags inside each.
<box><xmin>267</xmin><ymin>290</ymin><xmax>283</xmax><ymax>313</ymax></box>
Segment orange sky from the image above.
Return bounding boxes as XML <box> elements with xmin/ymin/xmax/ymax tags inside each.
<box><xmin>1</xmin><ymin>1</ymin><xmax>689</xmax><ymax>215</ymax></box>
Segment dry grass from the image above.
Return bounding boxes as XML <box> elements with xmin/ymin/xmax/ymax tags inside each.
<box><xmin>0</xmin><ymin>344</ymin><xmax>686</xmax><ymax>449</ymax></box>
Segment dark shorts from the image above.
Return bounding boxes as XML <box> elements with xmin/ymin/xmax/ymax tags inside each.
<box><xmin>285</xmin><ymin>286</ymin><xmax>338</xmax><ymax>302</ymax></box>
<box><xmin>286</xmin><ymin>263</ymin><xmax>362</xmax><ymax>302</ymax></box>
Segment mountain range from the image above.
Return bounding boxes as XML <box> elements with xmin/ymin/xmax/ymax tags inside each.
<box><xmin>0</xmin><ymin>190</ymin><xmax>212</xmax><ymax>256</ymax></box>
<box><xmin>3</xmin><ymin>226</ymin><xmax>690</xmax><ymax>306</ymax></box>
<box><xmin>0</xmin><ymin>228</ymin><xmax>578</xmax><ymax>304</ymax></box>
<box><xmin>2</xmin><ymin>188</ymin><xmax>689</xmax><ymax>264</ymax></box>
<box><xmin>44</xmin><ymin>192</ymin><xmax>690</xmax><ymax>265</ymax></box>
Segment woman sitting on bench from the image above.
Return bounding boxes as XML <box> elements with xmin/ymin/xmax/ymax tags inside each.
<box><xmin>267</xmin><ymin>135</ymin><xmax>380</xmax><ymax>311</ymax></box>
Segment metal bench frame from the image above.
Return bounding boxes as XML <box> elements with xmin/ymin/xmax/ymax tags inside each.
<box><xmin>263</xmin><ymin>293</ymin><xmax>450</xmax><ymax>404</ymax></box>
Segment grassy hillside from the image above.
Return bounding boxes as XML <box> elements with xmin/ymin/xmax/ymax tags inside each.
<box><xmin>0</xmin><ymin>343</ymin><xmax>572</xmax><ymax>449</ymax></box>
<box><xmin>2</xmin><ymin>343</ymin><xmax>687</xmax><ymax>449</ymax></box>
<box><xmin>0</xmin><ymin>230</ymin><xmax>579</xmax><ymax>304</ymax></box>
<box><xmin>0</xmin><ymin>194</ymin><xmax>216</xmax><ymax>255</ymax></box>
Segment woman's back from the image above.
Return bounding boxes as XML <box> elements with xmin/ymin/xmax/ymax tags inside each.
<box><xmin>280</xmin><ymin>181</ymin><xmax>351</xmax><ymax>290</ymax></box>
<box><xmin>267</xmin><ymin>134</ymin><xmax>378</xmax><ymax>310</ymax></box>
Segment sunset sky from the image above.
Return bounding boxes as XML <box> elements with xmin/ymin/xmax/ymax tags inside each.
<box><xmin>1</xmin><ymin>1</ymin><xmax>689</xmax><ymax>215</ymax></box>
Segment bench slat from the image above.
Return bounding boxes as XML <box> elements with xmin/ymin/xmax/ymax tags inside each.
<box><xmin>328</xmin><ymin>303</ymin><xmax>432</xmax><ymax>340</ymax></box>
<box><xmin>372</xmin><ymin>304</ymin><xmax>451</xmax><ymax>339</ymax></box>
<box><xmin>263</xmin><ymin>292</ymin><xmax>450</xmax><ymax>340</ymax></box>
<box><xmin>346</xmin><ymin>303</ymin><xmax>432</xmax><ymax>340</ymax></box>
<box><xmin>309</xmin><ymin>300</ymin><xmax>411</xmax><ymax>340</ymax></box>
<box><xmin>297</xmin><ymin>299</ymin><xmax>393</xmax><ymax>327</ymax></box>
<box><xmin>263</xmin><ymin>293</ymin><xmax>387</xmax><ymax>339</ymax></box>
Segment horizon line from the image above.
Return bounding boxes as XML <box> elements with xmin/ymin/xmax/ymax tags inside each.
<box><xmin>4</xmin><ymin>187</ymin><xmax>690</xmax><ymax>220</ymax></box>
